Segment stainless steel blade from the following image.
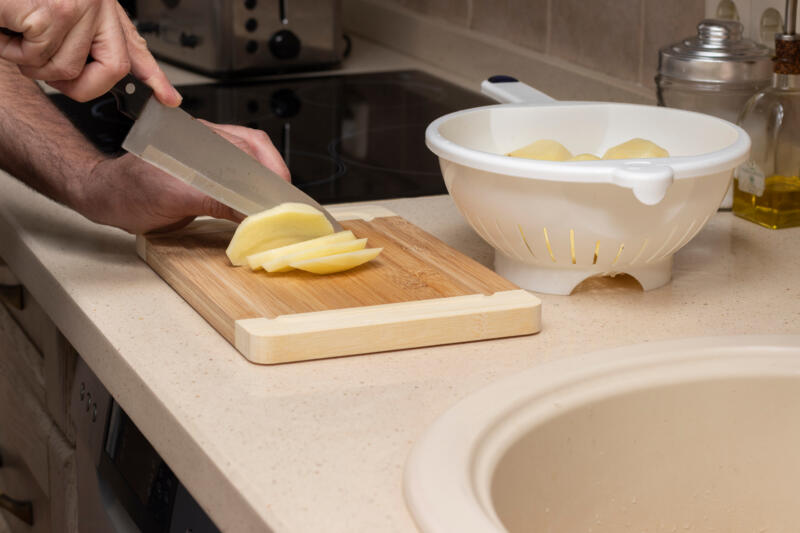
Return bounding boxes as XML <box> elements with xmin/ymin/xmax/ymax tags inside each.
<box><xmin>122</xmin><ymin>98</ymin><xmax>341</xmax><ymax>230</ymax></box>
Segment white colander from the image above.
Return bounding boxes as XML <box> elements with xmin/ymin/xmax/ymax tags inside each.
<box><xmin>425</xmin><ymin>78</ymin><xmax>750</xmax><ymax>295</ymax></box>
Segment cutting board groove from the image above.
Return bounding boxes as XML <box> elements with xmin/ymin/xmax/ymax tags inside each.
<box><xmin>137</xmin><ymin>209</ymin><xmax>540</xmax><ymax>364</ymax></box>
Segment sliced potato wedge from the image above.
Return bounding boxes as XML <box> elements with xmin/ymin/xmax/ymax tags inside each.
<box><xmin>508</xmin><ymin>139</ymin><xmax>572</xmax><ymax>161</ymax></box>
<box><xmin>226</xmin><ymin>203</ymin><xmax>334</xmax><ymax>266</ymax></box>
<box><xmin>568</xmin><ymin>153</ymin><xmax>601</xmax><ymax>161</ymax></box>
<box><xmin>265</xmin><ymin>238</ymin><xmax>368</xmax><ymax>273</ymax></box>
<box><xmin>246</xmin><ymin>230</ymin><xmax>356</xmax><ymax>271</ymax></box>
<box><xmin>603</xmin><ymin>138</ymin><xmax>669</xmax><ymax>160</ymax></box>
<box><xmin>289</xmin><ymin>248</ymin><xmax>383</xmax><ymax>275</ymax></box>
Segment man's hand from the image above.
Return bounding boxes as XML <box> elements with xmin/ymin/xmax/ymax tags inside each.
<box><xmin>0</xmin><ymin>0</ymin><xmax>180</xmax><ymax>105</ymax></box>
<box><xmin>76</xmin><ymin>122</ymin><xmax>292</xmax><ymax>235</ymax></box>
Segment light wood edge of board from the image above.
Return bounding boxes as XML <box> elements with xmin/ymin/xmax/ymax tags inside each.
<box><xmin>133</xmin><ymin>205</ymin><xmax>398</xmax><ymax>262</ymax></box>
<box><xmin>234</xmin><ymin>289</ymin><xmax>542</xmax><ymax>365</ymax></box>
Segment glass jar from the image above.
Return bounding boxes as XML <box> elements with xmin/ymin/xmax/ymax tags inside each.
<box><xmin>656</xmin><ymin>19</ymin><xmax>772</xmax><ymax>208</ymax></box>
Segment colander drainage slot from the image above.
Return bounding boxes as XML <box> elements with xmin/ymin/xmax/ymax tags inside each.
<box><xmin>569</xmin><ymin>229</ymin><xmax>576</xmax><ymax>265</ymax></box>
<box><xmin>542</xmin><ymin>227</ymin><xmax>557</xmax><ymax>262</ymax></box>
<box><xmin>612</xmin><ymin>243</ymin><xmax>625</xmax><ymax>266</ymax></box>
<box><xmin>495</xmin><ymin>219</ymin><xmax>520</xmax><ymax>261</ymax></box>
<box><xmin>593</xmin><ymin>241</ymin><xmax>600</xmax><ymax>265</ymax></box>
<box><xmin>645</xmin><ymin>225</ymin><xmax>678</xmax><ymax>264</ymax></box>
<box><xmin>629</xmin><ymin>238</ymin><xmax>650</xmax><ymax>265</ymax></box>
<box><xmin>517</xmin><ymin>225</ymin><xmax>536</xmax><ymax>258</ymax></box>
<box><xmin>664</xmin><ymin>219</ymin><xmax>697</xmax><ymax>259</ymax></box>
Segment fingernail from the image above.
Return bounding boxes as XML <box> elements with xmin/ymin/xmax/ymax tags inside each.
<box><xmin>172</xmin><ymin>87</ymin><xmax>183</xmax><ymax>106</ymax></box>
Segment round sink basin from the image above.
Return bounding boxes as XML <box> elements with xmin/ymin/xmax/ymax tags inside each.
<box><xmin>404</xmin><ymin>336</ymin><xmax>800</xmax><ymax>533</ymax></box>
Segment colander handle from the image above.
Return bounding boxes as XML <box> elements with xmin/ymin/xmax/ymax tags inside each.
<box><xmin>481</xmin><ymin>76</ymin><xmax>557</xmax><ymax>105</ymax></box>
<box><xmin>611</xmin><ymin>163</ymin><xmax>674</xmax><ymax>205</ymax></box>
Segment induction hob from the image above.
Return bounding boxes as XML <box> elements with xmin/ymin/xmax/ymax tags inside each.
<box><xmin>49</xmin><ymin>70</ymin><xmax>491</xmax><ymax>205</ymax></box>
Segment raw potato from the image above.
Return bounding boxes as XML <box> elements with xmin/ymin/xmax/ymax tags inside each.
<box><xmin>603</xmin><ymin>138</ymin><xmax>669</xmax><ymax>160</ymax></box>
<box><xmin>246</xmin><ymin>230</ymin><xmax>356</xmax><ymax>270</ymax></box>
<box><xmin>264</xmin><ymin>238</ymin><xmax>368</xmax><ymax>273</ymax></box>
<box><xmin>568</xmin><ymin>153</ymin><xmax>601</xmax><ymax>161</ymax></box>
<box><xmin>226</xmin><ymin>203</ymin><xmax>334</xmax><ymax>266</ymax></box>
<box><xmin>507</xmin><ymin>139</ymin><xmax>572</xmax><ymax>161</ymax></box>
<box><xmin>290</xmin><ymin>248</ymin><xmax>383</xmax><ymax>275</ymax></box>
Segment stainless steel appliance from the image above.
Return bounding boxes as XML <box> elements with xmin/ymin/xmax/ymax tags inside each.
<box><xmin>135</xmin><ymin>0</ymin><xmax>344</xmax><ymax>77</ymax></box>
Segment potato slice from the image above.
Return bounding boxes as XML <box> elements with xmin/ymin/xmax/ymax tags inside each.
<box><xmin>265</xmin><ymin>238</ymin><xmax>368</xmax><ymax>273</ymax></box>
<box><xmin>289</xmin><ymin>248</ymin><xmax>383</xmax><ymax>275</ymax></box>
<box><xmin>507</xmin><ymin>139</ymin><xmax>572</xmax><ymax>161</ymax></box>
<box><xmin>246</xmin><ymin>230</ymin><xmax>356</xmax><ymax>271</ymax></box>
<box><xmin>568</xmin><ymin>153</ymin><xmax>601</xmax><ymax>161</ymax></box>
<box><xmin>226</xmin><ymin>203</ymin><xmax>334</xmax><ymax>266</ymax></box>
<box><xmin>603</xmin><ymin>138</ymin><xmax>669</xmax><ymax>160</ymax></box>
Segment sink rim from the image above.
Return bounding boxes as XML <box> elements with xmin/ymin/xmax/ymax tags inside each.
<box><xmin>403</xmin><ymin>335</ymin><xmax>800</xmax><ymax>533</ymax></box>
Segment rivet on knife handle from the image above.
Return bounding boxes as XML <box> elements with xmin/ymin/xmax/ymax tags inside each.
<box><xmin>110</xmin><ymin>74</ymin><xmax>153</xmax><ymax>120</ymax></box>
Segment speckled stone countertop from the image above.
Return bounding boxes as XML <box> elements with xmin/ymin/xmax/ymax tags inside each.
<box><xmin>3</xmin><ymin>38</ymin><xmax>800</xmax><ymax>533</ymax></box>
<box><xmin>1</xmin><ymin>172</ymin><xmax>799</xmax><ymax>532</ymax></box>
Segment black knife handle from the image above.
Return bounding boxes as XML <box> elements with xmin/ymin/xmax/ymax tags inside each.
<box><xmin>0</xmin><ymin>27</ymin><xmax>23</xmax><ymax>38</ymax></box>
<box><xmin>110</xmin><ymin>74</ymin><xmax>153</xmax><ymax>120</ymax></box>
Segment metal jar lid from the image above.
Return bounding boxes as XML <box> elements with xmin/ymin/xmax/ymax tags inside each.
<box><xmin>658</xmin><ymin>19</ymin><xmax>773</xmax><ymax>84</ymax></box>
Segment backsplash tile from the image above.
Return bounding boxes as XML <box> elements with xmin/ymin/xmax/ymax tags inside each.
<box><xmin>471</xmin><ymin>0</ymin><xmax>548</xmax><ymax>51</ymax></box>
<box><xmin>642</xmin><ymin>0</ymin><xmax>706</xmax><ymax>87</ymax></box>
<box><xmin>361</xmin><ymin>0</ymin><xmax>705</xmax><ymax>90</ymax></box>
<box><xmin>390</xmin><ymin>0</ymin><xmax>470</xmax><ymax>26</ymax></box>
<box><xmin>550</xmin><ymin>0</ymin><xmax>642</xmax><ymax>83</ymax></box>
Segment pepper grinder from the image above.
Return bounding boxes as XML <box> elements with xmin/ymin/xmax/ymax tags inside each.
<box><xmin>733</xmin><ymin>0</ymin><xmax>800</xmax><ymax>229</ymax></box>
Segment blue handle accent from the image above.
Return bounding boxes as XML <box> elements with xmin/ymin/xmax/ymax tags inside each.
<box><xmin>487</xmin><ymin>75</ymin><xmax>519</xmax><ymax>83</ymax></box>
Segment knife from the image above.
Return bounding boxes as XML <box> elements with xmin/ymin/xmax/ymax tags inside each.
<box><xmin>110</xmin><ymin>74</ymin><xmax>341</xmax><ymax>230</ymax></box>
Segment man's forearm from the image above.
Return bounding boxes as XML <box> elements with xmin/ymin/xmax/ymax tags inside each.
<box><xmin>0</xmin><ymin>59</ymin><xmax>104</xmax><ymax>211</ymax></box>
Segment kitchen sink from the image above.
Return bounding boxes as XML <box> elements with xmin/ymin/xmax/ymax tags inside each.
<box><xmin>404</xmin><ymin>336</ymin><xmax>800</xmax><ymax>533</ymax></box>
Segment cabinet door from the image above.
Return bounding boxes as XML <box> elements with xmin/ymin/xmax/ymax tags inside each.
<box><xmin>0</xmin><ymin>304</ymin><xmax>49</xmax><ymax>495</ymax></box>
<box><xmin>0</xmin><ymin>447</ymin><xmax>51</xmax><ymax>533</ymax></box>
<box><xmin>48</xmin><ymin>431</ymin><xmax>77</xmax><ymax>533</ymax></box>
<box><xmin>1</xmin><ymin>260</ymin><xmax>75</xmax><ymax>445</ymax></box>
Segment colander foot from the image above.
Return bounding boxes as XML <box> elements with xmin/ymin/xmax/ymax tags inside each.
<box><xmin>624</xmin><ymin>257</ymin><xmax>673</xmax><ymax>292</ymax></box>
<box><xmin>494</xmin><ymin>253</ymin><xmax>601</xmax><ymax>295</ymax></box>
<box><xmin>494</xmin><ymin>253</ymin><xmax>674</xmax><ymax>295</ymax></box>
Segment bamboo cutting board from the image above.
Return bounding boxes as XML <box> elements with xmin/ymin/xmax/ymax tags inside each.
<box><xmin>136</xmin><ymin>206</ymin><xmax>541</xmax><ymax>364</ymax></box>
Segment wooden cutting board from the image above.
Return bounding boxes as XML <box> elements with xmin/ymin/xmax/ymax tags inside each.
<box><xmin>136</xmin><ymin>206</ymin><xmax>541</xmax><ymax>364</ymax></box>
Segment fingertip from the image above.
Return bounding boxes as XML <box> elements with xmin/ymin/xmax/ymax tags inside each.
<box><xmin>154</xmin><ymin>85</ymin><xmax>182</xmax><ymax>107</ymax></box>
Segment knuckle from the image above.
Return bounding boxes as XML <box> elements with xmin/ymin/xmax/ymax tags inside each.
<box><xmin>130</xmin><ymin>31</ymin><xmax>148</xmax><ymax>49</ymax></box>
<box><xmin>114</xmin><ymin>58</ymin><xmax>131</xmax><ymax>77</ymax></box>
<box><xmin>54</xmin><ymin>0</ymin><xmax>79</xmax><ymax>20</ymax></box>
<box><xmin>57</xmin><ymin>62</ymin><xmax>84</xmax><ymax>80</ymax></box>
<box><xmin>67</xmin><ymin>88</ymin><xmax>92</xmax><ymax>102</ymax></box>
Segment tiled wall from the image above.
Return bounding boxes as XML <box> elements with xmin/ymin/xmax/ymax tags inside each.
<box><xmin>378</xmin><ymin>0</ymin><xmax>705</xmax><ymax>88</ymax></box>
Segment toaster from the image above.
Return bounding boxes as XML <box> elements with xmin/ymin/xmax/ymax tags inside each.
<box><xmin>135</xmin><ymin>0</ymin><xmax>344</xmax><ymax>77</ymax></box>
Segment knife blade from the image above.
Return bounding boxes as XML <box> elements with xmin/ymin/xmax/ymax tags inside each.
<box><xmin>110</xmin><ymin>74</ymin><xmax>341</xmax><ymax>230</ymax></box>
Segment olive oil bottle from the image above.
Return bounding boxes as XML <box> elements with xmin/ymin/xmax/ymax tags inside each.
<box><xmin>733</xmin><ymin>0</ymin><xmax>800</xmax><ymax>229</ymax></box>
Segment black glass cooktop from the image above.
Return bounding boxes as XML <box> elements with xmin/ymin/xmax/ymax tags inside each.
<box><xmin>49</xmin><ymin>70</ymin><xmax>491</xmax><ymax>204</ymax></box>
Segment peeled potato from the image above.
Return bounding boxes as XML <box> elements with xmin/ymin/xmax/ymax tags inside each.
<box><xmin>264</xmin><ymin>238</ymin><xmax>368</xmax><ymax>273</ymax></box>
<box><xmin>568</xmin><ymin>153</ymin><xmax>601</xmax><ymax>161</ymax></box>
<box><xmin>246</xmin><ymin>230</ymin><xmax>356</xmax><ymax>271</ymax></box>
<box><xmin>226</xmin><ymin>203</ymin><xmax>334</xmax><ymax>266</ymax></box>
<box><xmin>602</xmin><ymin>138</ymin><xmax>669</xmax><ymax>160</ymax></box>
<box><xmin>507</xmin><ymin>139</ymin><xmax>572</xmax><ymax>161</ymax></box>
<box><xmin>290</xmin><ymin>248</ymin><xmax>383</xmax><ymax>275</ymax></box>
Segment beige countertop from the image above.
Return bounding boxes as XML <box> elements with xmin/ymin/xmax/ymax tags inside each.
<box><xmin>3</xmin><ymin>38</ymin><xmax>800</xmax><ymax>533</ymax></box>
